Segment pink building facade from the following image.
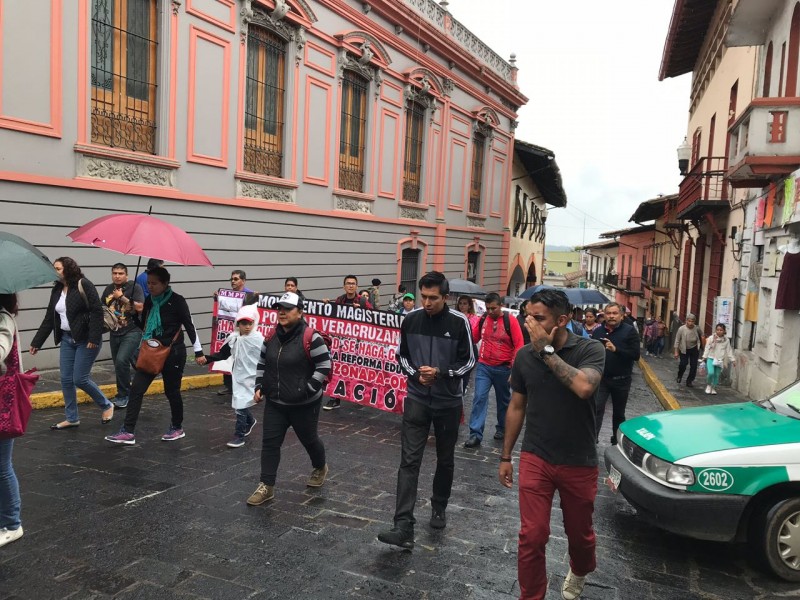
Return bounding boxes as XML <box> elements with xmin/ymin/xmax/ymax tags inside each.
<box><xmin>0</xmin><ymin>0</ymin><xmax>527</xmax><ymax>369</ymax></box>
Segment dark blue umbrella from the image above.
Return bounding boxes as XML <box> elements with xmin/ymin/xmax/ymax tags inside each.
<box><xmin>518</xmin><ymin>285</ymin><xmax>609</xmax><ymax>305</ymax></box>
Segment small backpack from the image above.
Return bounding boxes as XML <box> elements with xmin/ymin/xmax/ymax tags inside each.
<box><xmin>263</xmin><ymin>324</ymin><xmax>333</xmax><ymax>381</ymax></box>
<box><xmin>477</xmin><ymin>311</ymin><xmax>512</xmax><ymax>340</ymax></box>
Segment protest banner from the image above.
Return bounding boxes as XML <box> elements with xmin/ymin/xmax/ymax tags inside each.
<box><xmin>210</xmin><ymin>292</ymin><xmax>407</xmax><ymax>413</ymax></box>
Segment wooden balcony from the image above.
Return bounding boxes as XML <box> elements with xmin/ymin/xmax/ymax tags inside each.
<box><xmin>727</xmin><ymin>98</ymin><xmax>800</xmax><ymax>189</ymax></box>
<box><xmin>676</xmin><ymin>157</ymin><xmax>728</xmax><ymax>220</ymax></box>
<box><xmin>642</xmin><ymin>266</ymin><xmax>671</xmax><ymax>294</ymax></box>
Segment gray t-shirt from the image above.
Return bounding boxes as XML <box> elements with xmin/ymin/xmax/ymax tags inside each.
<box><xmin>511</xmin><ymin>332</ymin><xmax>605</xmax><ymax>466</ymax></box>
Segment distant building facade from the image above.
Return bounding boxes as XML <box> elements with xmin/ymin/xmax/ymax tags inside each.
<box><xmin>505</xmin><ymin>141</ymin><xmax>566</xmax><ymax>298</ymax></box>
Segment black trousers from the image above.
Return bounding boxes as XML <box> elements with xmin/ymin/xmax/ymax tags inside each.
<box><xmin>393</xmin><ymin>398</ymin><xmax>461</xmax><ymax>530</ymax></box>
<box><xmin>123</xmin><ymin>343</ymin><xmax>187</xmax><ymax>433</ymax></box>
<box><xmin>594</xmin><ymin>376</ymin><xmax>632</xmax><ymax>444</ymax></box>
<box><xmin>678</xmin><ymin>346</ymin><xmax>700</xmax><ymax>383</ymax></box>
<box><xmin>260</xmin><ymin>399</ymin><xmax>325</xmax><ymax>486</ymax></box>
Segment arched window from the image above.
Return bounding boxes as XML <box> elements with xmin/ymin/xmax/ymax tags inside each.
<box><xmin>469</xmin><ymin>132</ymin><xmax>486</xmax><ymax>214</ymax></box>
<box><xmin>764</xmin><ymin>41</ymin><xmax>774</xmax><ymax>97</ymax></box>
<box><xmin>402</xmin><ymin>101</ymin><xmax>425</xmax><ymax>203</ymax></box>
<box><xmin>339</xmin><ymin>70</ymin><xmax>369</xmax><ymax>192</ymax></box>
<box><xmin>244</xmin><ymin>26</ymin><xmax>286</xmax><ymax>177</ymax></box>
<box><xmin>90</xmin><ymin>0</ymin><xmax>158</xmax><ymax>153</ymax></box>
<box><xmin>787</xmin><ymin>3</ymin><xmax>800</xmax><ymax>96</ymax></box>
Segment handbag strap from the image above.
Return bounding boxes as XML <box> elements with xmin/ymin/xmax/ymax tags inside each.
<box><xmin>167</xmin><ymin>327</ymin><xmax>182</xmax><ymax>347</ymax></box>
<box><xmin>2</xmin><ymin>319</ymin><xmax>21</xmax><ymax>376</ymax></box>
<box><xmin>76</xmin><ymin>279</ymin><xmax>90</xmax><ymax>310</ymax></box>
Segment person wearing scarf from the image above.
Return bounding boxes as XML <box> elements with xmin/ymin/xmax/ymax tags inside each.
<box><xmin>105</xmin><ymin>267</ymin><xmax>204</xmax><ymax>445</ymax></box>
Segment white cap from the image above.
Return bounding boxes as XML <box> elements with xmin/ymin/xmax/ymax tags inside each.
<box><xmin>235</xmin><ymin>304</ymin><xmax>259</xmax><ymax>323</ymax></box>
<box><xmin>276</xmin><ymin>292</ymin><xmax>301</xmax><ymax>309</ymax></box>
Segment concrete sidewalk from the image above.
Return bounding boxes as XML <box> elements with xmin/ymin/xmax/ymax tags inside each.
<box><xmin>29</xmin><ymin>358</ymin><xmax>224</xmax><ymax>409</ymax></box>
<box><xmin>638</xmin><ymin>350</ymin><xmax>748</xmax><ymax>411</ymax></box>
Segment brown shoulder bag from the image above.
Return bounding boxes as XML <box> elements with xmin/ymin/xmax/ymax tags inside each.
<box><xmin>136</xmin><ymin>329</ymin><xmax>182</xmax><ymax>375</ymax></box>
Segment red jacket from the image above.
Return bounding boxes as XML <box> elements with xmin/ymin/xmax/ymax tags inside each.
<box><xmin>472</xmin><ymin>313</ymin><xmax>524</xmax><ymax>367</ymax></box>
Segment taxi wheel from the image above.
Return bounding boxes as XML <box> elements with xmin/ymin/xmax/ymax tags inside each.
<box><xmin>759</xmin><ymin>497</ymin><xmax>800</xmax><ymax>582</ymax></box>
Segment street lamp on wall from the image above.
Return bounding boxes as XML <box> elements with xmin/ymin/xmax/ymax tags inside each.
<box><xmin>677</xmin><ymin>137</ymin><xmax>692</xmax><ymax>176</ymax></box>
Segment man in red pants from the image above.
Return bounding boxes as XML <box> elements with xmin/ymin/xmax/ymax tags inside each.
<box><xmin>499</xmin><ymin>289</ymin><xmax>604</xmax><ymax>600</ymax></box>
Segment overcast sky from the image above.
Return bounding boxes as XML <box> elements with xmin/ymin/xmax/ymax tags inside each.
<box><xmin>447</xmin><ymin>0</ymin><xmax>691</xmax><ymax>247</ymax></box>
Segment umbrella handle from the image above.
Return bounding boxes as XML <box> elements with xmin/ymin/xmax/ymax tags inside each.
<box><xmin>131</xmin><ymin>205</ymin><xmax>152</xmax><ymax>284</ymax></box>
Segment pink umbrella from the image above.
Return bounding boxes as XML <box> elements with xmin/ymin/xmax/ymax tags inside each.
<box><xmin>67</xmin><ymin>214</ymin><xmax>213</xmax><ymax>266</ymax></box>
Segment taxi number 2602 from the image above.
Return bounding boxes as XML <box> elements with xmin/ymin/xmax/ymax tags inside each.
<box><xmin>697</xmin><ymin>468</ymin><xmax>734</xmax><ymax>492</ymax></box>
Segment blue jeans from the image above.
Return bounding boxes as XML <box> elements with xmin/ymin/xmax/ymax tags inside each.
<box><xmin>234</xmin><ymin>408</ymin><xmax>255</xmax><ymax>438</ymax></box>
<box><xmin>59</xmin><ymin>332</ymin><xmax>112</xmax><ymax>422</ymax></box>
<box><xmin>109</xmin><ymin>329</ymin><xmax>141</xmax><ymax>399</ymax></box>
<box><xmin>0</xmin><ymin>439</ymin><xmax>20</xmax><ymax>530</ymax></box>
<box><xmin>468</xmin><ymin>362</ymin><xmax>512</xmax><ymax>441</ymax></box>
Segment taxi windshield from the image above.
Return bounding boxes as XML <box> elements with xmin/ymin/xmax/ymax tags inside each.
<box><xmin>756</xmin><ymin>380</ymin><xmax>800</xmax><ymax>419</ymax></box>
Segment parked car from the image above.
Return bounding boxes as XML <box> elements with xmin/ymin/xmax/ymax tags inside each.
<box><xmin>605</xmin><ymin>379</ymin><xmax>800</xmax><ymax>581</ymax></box>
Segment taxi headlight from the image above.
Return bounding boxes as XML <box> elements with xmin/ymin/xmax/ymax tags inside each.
<box><xmin>666</xmin><ymin>464</ymin><xmax>695</xmax><ymax>486</ymax></box>
<box><xmin>643</xmin><ymin>455</ymin><xmax>695</xmax><ymax>486</ymax></box>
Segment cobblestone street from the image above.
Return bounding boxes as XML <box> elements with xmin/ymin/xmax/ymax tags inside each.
<box><xmin>1</xmin><ymin>365</ymin><xmax>798</xmax><ymax>599</ymax></box>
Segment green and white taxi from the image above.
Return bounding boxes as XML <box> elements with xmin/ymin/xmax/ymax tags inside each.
<box><xmin>604</xmin><ymin>379</ymin><xmax>800</xmax><ymax>581</ymax></box>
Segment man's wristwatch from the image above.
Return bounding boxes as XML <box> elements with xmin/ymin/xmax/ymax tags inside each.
<box><xmin>539</xmin><ymin>345</ymin><xmax>555</xmax><ymax>360</ymax></box>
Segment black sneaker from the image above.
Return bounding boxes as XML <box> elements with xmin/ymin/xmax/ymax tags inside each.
<box><xmin>377</xmin><ymin>527</ymin><xmax>414</xmax><ymax>549</ymax></box>
<box><xmin>463</xmin><ymin>436</ymin><xmax>481</xmax><ymax>448</ymax></box>
<box><xmin>493</xmin><ymin>431</ymin><xmax>505</xmax><ymax>440</ymax></box>
<box><xmin>430</xmin><ymin>508</ymin><xmax>446</xmax><ymax>529</ymax></box>
<box><xmin>676</xmin><ymin>377</ymin><xmax>682</xmax><ymax>384</ymax></box>
<box><xmin>686</xmin><ymin>381</ymin><xmax>693</xmax><ymax>388</ymax></box>
<box><xmin>323</xmin><ymin>398</ymin><xmax>341</xmax><ymax>411</ymax></box>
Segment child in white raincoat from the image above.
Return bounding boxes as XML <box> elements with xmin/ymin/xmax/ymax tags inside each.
<box><xmin>200</xmin><ymin>304</ymin><xmax>264</xmax><ymax>447</ymax></box>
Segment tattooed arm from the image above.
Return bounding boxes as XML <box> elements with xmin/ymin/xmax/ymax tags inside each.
<box><xmin>541</xmin><ymin>353</ymin><xmax>602</xmax><ymax>400</ymax></box>
<box><xmin>523</xmin><ymin>314</ymin><xmax>604</xmax><ymax>401</ymax></box>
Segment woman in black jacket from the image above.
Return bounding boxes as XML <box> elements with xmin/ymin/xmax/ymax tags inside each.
<box><xmin>105</xmin><ymin>267</ymin><xmax>204</xmax><ymax>445</ymax></box>
<box><xmin>30</xmin><ymin>257</ymin><xmax>114</xmax><ymax>430</ymax></box>
<box><xmin>246</xmin><ymin>292</ymin><xmax>332</xmax><ymax>506</ymax></box>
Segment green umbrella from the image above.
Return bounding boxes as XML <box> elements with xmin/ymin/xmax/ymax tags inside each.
<box><xmin>0</xmin><ymin>231</ymin><xmax>58</xmax><ymax>294</ymax></box>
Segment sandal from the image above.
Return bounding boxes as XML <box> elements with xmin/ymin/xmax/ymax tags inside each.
<box><xmin>101</xmin><ymin>405</ymin><xmax>114</xmax><ymax>424</ymax></box>
<box><xmin>50</xmin><ymin>420</ymin><xmax>80</xmax><ymax>430</ymax></box>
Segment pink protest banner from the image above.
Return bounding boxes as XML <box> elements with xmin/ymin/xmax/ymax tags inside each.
<box><xmin>210</xmin><ymin>292</ymin><xmax>407</xmax><ymax>413</ymax></box>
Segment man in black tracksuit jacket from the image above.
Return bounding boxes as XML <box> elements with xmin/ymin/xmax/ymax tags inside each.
<box><xmin>378</xmin><ymin>272</ymin><xmax>476</xmax><ymax>549</ymax></box>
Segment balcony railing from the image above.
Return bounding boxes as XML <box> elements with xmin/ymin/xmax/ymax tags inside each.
<box><xmin>677</xmin><ymin>156</ymin><xmax>728</xmax><ymax>217</ymax></box>
<box><xmin>623</xmin><ymin>276</ymin><xmax>643</xmax><ymax>295</ymax></box>
<box><xmin>642</xmin><ymin>266</ymin><xmax>671</xmax><ymax>291</ymax></box>
<box><xmin>727</xmin><ymin>98</ymin><xmax>800</xmax><ymax>187</ymax></box>
<box><xmin>401</xmin><ymin>0</ymin><xmax>515</xmax><ymax>83</ymax></box>
<box><xmin>603</xmin><ymin>274</ymin><xmax>618</xmax><ymax>286</ymax></box>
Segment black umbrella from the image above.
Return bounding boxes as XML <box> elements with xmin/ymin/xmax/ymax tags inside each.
<box><xmin>519</xmin><ymin>285</ymin><xmax>609</xmax><ymax>305</ymax></box>
<box><xmin>447</xmin><ymin>279</ymin><xmax>487</xmax><ymax>298</ymax></box>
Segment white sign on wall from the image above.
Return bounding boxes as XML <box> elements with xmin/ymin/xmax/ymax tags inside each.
<box><xmin>713</xmin><ymin>296</ymin><xmax>734</xmax><ymax>338</ymax></box>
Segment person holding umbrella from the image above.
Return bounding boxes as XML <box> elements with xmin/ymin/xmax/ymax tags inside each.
<box><xmin>30</xmin><ymin>257</ymin><xmax>115</xmax><ymax>429</ymax></box>
<box><xmin>105</xmin><ymin>267</ymin><xmax>205</xmax><ymax>445</ymax></box>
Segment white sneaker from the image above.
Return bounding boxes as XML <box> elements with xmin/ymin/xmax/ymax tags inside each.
<box><xmin>705</xmin><ymin>385</ymin><xmax>712</xmax><ymax>394</ymax></box>
<box><xmin>0</xmin><ymin>526</ymin><xmax>23</xmax><ymax>548</ymax></box>
<box><xmin>561</xmin><ymin>568</ymin><xmax>586</xmax><ymax>600</ymax></box>
<box><xmin>711</xmin><ymin>388</ymin><xmax>718</xmax><ymax>395</ymax></box>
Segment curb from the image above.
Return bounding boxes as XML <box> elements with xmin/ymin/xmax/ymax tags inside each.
<box><xmin>638</xmin><ymin>358</ymin><xmax>681</xmax><ymax>411</ymax></box>
<box><xmin>30</xmin><ymin>373</ymin><xmax>224</xmax><ymax>410</ymax></box>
